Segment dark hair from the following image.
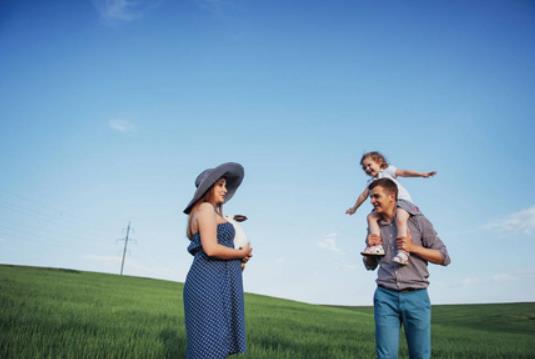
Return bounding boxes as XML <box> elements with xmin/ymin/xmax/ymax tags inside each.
<box><xmin>360</xmin><ymin>151</ymin><xmax>389</xmax><ymax>170</ymax></box>
<box><xmin>186</xmin><ymin>179</ymin><xmax>224</xmax><ymax>240</ymax></box>
<box><xmin>368</xmin><ymin>178</ymin><xmax>398</xmax><ymax>200</ymax></box>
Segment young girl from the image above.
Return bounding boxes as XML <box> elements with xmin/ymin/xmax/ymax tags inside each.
<box><xmin>346</xmin><ymin>151</ymin><xmax>436</xmax><ymax>265</ymax></box>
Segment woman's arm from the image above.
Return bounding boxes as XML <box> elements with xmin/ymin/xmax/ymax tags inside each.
<box><xmin>395</xmin><ymin>169</ymin><xmax>437</xmax><ymax>178</ymax></box>
<box><xmin>346</xmin><ymin>187</ymin><xmax>370</xmax><ymax>215</ymax></box>
<box><xmin>197</xmin><ymin>203</ymin><xmax>252</xmax><ymax>259</ymax></box>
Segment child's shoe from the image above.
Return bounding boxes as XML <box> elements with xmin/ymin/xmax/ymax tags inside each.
<box><xmin>361</xmin><ymin>244</ymin><xmax>385</xmax><ymax>256</ymax></box>
<box><xmin>392</xmin><ymin>251</ymin><xmax>409</xmax><ymax>265</ymax></box>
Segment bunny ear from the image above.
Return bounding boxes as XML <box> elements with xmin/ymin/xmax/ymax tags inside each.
<box><xmin>233</xmin><ymin>215</ymin><xmax>248</xmax><ymax>222</ymax></box>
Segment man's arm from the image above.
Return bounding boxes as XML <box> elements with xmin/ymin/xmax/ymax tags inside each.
<box><xmin>397</xmin><ymin>235</ymin><xmax>445</xmax><ymax>264</ymax></box>
<box><xmin>397</xmin><ymin>217</ymin><xmax>450</xmax><ymax>266</ymax></box>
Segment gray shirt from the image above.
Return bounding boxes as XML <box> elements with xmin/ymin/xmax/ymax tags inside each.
<box><xmin>363</xmin><ymin>213</ymin><xmax>451</xmax><ymax>291</ymax></box>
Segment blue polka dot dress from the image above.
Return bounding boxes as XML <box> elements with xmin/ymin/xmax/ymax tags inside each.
<box><xmin>183</xmin><ymin>222</ymin><xmax>247</xmax><ymax>359</ymax></box>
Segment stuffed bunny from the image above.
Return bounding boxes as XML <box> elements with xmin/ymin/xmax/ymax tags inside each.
<box><xmin>224</xmin><ymin>214</ymin><xmax>249</xmax><ymax>249</ymax></box>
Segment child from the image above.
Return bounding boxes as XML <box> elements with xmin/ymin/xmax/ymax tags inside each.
<box><xmin>346</xmin><ymin>151</ymin><xmax>436</xmax><ymax>265</ymax></box>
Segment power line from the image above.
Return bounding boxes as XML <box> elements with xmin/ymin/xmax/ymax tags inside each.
<box><xmin>0</xmin><ymin>211</ymin><xmax>108</xmax><ymax>247</ymax></box>
<box><xmin>0</xmin><ymin>205</ymin><xmax>110</xmax><ymax>242</ymax></box>
<box><xmin>119</xmin><ymin>222</ymin><xmax>132</xmax><ymax>276</ymax></box>
<box><xmin>0</xmin><ymin>192</ymin><xmax>127</xmax><ymax>249</ymax></box>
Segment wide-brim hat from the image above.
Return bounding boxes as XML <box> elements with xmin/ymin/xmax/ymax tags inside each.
<box><xmin>183</xmin><ymin>162</ymin><xmax>244</xmax><ymax>214</ymax></box>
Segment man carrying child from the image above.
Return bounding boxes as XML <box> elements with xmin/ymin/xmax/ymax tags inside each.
<box><xmin>363</xmin><ymin>178</ymin><xmax>451</xmax><ymax>359</ymax></box>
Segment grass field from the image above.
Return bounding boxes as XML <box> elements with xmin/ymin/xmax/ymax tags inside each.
<box><xmin>1</xmin><ymin>264</ymin><xmax>534</xmax><ymax>358</ymax></box>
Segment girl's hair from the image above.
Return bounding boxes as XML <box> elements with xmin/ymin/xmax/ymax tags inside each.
<box><xmin>360</xmin><ymin>151</ymin><xmax>389</xmax><ymax>169</ymax></box>
<box><xmin>186</xmin><ymin>180</ymin><xmax>224</xmax><ymax>240</ymax></box>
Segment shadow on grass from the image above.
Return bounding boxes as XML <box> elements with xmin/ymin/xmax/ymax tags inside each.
<box><xmin>55</xmin><ymin>268</ymin><xmax>81</xmax><ymax>274</ymax></box>
<box><xmin>160</xmin><ymin>328</ymin><xmax>186</xmax><ymax>358</ymax></box>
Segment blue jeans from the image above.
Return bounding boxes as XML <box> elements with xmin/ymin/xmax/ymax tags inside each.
<box><xmin>374</xmin><ymin>286</ymin><xmax>431</xmax><ymax>359</ymax></box>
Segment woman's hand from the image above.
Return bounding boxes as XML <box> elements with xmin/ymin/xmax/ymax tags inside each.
<box><xmin>239</xmin><ymin>244</ymin><xmax>253</xmax><ymax>261</ymax></box>
<box><xmin>239</xmin><ymin>244</ymin><xmax>253</xmax><ymax>271</ymax></box>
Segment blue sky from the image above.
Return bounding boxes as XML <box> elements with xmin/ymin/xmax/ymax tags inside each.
<box><xmin>1</xmin><ymin>0</ymin><xmax>534</xmax><ymax>305</ymax></box>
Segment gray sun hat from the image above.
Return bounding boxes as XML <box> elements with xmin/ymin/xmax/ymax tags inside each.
<box><xmin>183</xmin><ymin>162</ymin><xmax>244</xmax><ymax>214</ymax></box>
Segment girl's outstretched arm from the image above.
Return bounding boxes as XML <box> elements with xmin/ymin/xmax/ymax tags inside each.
<box><xmin>346</xmin><ymin>187</ymin><xmax>369</xmax><ymax>215</ymax></box>
<box><xmin>395</xmin><ymin>169</ymin><xmax>437</xmax><ymax>178</ymax></box>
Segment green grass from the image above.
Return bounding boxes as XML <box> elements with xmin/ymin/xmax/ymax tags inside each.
<box><xmin>1</xmin><ymin>264</ymin><xmax>534</xmax><ymax>358</ymax></box>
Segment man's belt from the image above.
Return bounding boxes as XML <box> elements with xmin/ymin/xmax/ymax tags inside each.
<box><xmin>378</xmin><ymin>284</ymin><xmax>421</xmax><ymax>292</ymax></box>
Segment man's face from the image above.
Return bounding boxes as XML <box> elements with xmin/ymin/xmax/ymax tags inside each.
<box><xmin>369</xmin><ymin>185</ymin><xmax>396</xmax><ymax>215</ymax></box>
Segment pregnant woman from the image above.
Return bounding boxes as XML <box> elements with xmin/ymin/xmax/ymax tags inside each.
<box><xmin>182</xmin><ymin>162</ymin><xmax>253</xmax><ymax>359</ymax></box>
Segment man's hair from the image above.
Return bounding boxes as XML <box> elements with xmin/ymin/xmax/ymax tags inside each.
<box><xmin>360</xmin><ymin>151</ymin><xmax>389</xmax><ymax>170</ymax></box>
<box><xmin>368</xmin><ymin>178</ymin><xmax>398</xmax><ymax>200</ymax></box>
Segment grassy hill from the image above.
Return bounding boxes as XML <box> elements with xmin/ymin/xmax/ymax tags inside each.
<box><xmin>1</xmin><ymin>264</ymin><xmax>534</xmax><ymax>358</ymax></box>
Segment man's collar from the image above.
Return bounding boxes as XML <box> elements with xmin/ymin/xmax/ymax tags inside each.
<box><xmin>377</xmin><ymin>209</ymin><xmax>396</xmax><ymax>225</ymax></box>
<box><xmin>378</xmin><ymin>218</ymin><xmax>393</xmax><ymax>226</ymax></box>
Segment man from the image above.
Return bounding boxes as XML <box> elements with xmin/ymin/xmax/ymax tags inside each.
<box><xmin>363</xmin><ymin>178</ymin><xmax>450</xmax><ymax>359</ymax></box>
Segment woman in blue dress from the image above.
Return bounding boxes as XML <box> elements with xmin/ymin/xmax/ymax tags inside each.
<box><xmin>182</xmin><ymin>162</ymin><xmax>253</xmax><ymax>359</ymax></box>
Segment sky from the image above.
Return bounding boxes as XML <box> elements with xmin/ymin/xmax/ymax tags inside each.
<box><xmin>1</xmin><ymin>0</ymin><xmax>535</xmax><ymax>306</ymax></box>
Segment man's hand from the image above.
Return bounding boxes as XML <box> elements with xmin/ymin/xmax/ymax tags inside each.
<box><xmin>396</xmin><ymin>232</ymin><xmax>415</xmax><ymax>253</ymax></box>
<box><xmin>346</xmin><ymin>207</ymin><xmax>356</xmax><ymax>215</ymax></box>
<box><xmin>399</xmin><ymin>231</ymin><xmax>446</xmax><ymax>265</ymax></box>
<box><xmin>423</xmin><ymin>171</ymin><xmax>437</xmax><ymax>178</ymax></box>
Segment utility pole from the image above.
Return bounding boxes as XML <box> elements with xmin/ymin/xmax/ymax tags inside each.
<box><xmin>120</xmin><ymin>222</ymin><xmax>131</xmax><ymax>276</ymax></box>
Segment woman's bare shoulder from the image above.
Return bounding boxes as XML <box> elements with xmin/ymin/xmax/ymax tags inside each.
<box><xmin>197</xmin><ymin>202</ymin><xmax>215</xmax><ymax>213</ymax></box>
<box><xmin>190</xmin><ymin>203</ymin><xmax>216</xmax><ymax>235</ymax></box>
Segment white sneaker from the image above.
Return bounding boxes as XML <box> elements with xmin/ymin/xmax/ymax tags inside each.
<box><xmin>361</xmin><ymin>245</ymin><xmax>385</xmax><ymax>256</ymax></box>
<box><xmin>392</xmin><ymin>251</ymin><xmax>409</xmax><ymax>265</ymax></box>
